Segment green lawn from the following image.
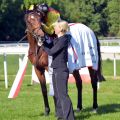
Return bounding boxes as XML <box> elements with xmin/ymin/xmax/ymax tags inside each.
<box><xmin>0</xmin><ymin>55</ymin><xmax>120</xmax><ymax>120</ymax></box>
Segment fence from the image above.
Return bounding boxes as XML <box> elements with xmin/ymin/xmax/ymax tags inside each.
<box><xmin>0</xmin><ymin>43</ymin><xmax>120</xmax><ymax>89</ymax></box>
<box><xmin>99</xmin><ymin>38</ymin><xmax>120</xmax><ymax>46</ymax></box>
<box><xmin>0</xmin><ymin>43</ymin><xmax>28</xmax><ymax>88</ymax></box>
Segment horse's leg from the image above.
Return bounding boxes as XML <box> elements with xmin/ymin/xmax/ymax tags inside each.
<box><xmin>88</xmin><ymin>67</ymin><xmax>98</xmax><ymax>112</ymax></box>
<box><xmin>73</xmin><ymin>70</ymin><xmax>82</xmax><ymax>112</ymax></box>
<box><xmin>35</xmin><ymin>67</ymin><xmax>50</xmax><ymax>115</ymax></box>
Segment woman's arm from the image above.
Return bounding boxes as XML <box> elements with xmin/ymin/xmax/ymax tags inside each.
<box><xmin>44</xmin><ymin>37</ymin><xmax>68</xmax><ymax>56</ymax></box>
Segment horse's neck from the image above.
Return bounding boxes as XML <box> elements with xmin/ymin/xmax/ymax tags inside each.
<box><xmin>27</xmin><ymin>33</ymin><xmax>37</xmax><ymax>48</ymax></box>
<box><xmin>27</xmin><ymin>33</ymin><xmax>38</xmax><ymax>54</ymax></box>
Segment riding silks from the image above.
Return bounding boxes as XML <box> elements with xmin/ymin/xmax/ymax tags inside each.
<box><xmin>42</xmin><ymin>8</ymin><xmax>60</xmax><ymax>35</ymax></box>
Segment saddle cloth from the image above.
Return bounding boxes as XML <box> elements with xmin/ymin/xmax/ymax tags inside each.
<box><xmin>67</xmin><ymin>23</ymin><xmax>98</xmax><ymax>73</ymax></box>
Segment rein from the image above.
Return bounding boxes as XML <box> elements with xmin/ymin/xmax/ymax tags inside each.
<box><xmin>17</xmin><ymin>34</ymin><xmax>27</xmax><ymax>44</ymax></box>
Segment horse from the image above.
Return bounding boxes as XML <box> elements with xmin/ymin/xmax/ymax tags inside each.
<box><xmin>67</xmin><ymin>23</ymin><xmax>103</xmax><ymax>113</ymax></box>
<box><xmin>24</xmin><ymin>11</ymin><xmax>51</xmax><ymax>115</ymax></box>
<box><xmin>24</xmin><ymin>10</ymin><xmax>102</xmax><ymax>115</ymax></box>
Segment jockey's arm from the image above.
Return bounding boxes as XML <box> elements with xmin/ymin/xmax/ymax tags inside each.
<box><xmin>42</xmin><ymin>8</ymin><xmax>60</xmax><ymax>35</ymax></box>
<box><xmin>42</xmin><ymin>23</ymin><xmax>54</xmax><ymax>35</ymax></box>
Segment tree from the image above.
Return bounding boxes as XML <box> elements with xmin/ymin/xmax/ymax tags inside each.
<box><xmin>0</xmin><ymin>0</ymin><xmax>25</xmax><ymax>41</ymax></box>
<box><xmin>107</xmin><ymin>0</ymin><xmax>120</xmax><ymax>36</ymax></box>
<box><xmin>55</xmin><ymin>0</ymin><xmax>108</xmax><ymax>36</ymax></box>
<box><xmin>0</xmin><ymin>0</ymin><xmax>119</xmax><ymax>41</ymax></box>
<box><xmin>23</xmin><ymin>0</ymin><xmax>57</xmax><ymax>9</ymax></box>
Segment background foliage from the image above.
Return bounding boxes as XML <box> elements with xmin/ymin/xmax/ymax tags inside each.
<box><xmin>0</xmin><ymin>0</ymin><xmax>120</xmax><ymax>41</ymax></box>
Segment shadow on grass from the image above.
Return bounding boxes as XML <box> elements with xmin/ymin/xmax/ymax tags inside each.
<box><xmin>27</xmin><ymin>84</ymin><xmax>33</xmax><ymax>86</ymax></box>
<box><xmin>28</xmin><ymin>112</ymin><xmax>55</xmax><ymax>118</ymax></box>
<box><xmin>97</xmin><ymin>103</ymin><xmax>120</xmax><ymax>114</ymax></box>
<box><xmin>75</xmin><ymin>103</ymin><xmax>120</xmax><ymax>120</ymax></box>
<box><xmin>0</xmin><ymin>79</ymin><xmax>4</xmax><ymax>82</ymax></box>
<box><xmin>0</xmin><ymin>79</ymin><xmax>11</xmax><ymax>89</ymax></box>
<box><xmin>28</xmin><ymin>113</ymin><xmax>45</xmax><ymax>117</ymax></box>
<box><xmin>27</xmin><ymin>104</ymin><xmax>120</xmax><ymax>119</ymax></box>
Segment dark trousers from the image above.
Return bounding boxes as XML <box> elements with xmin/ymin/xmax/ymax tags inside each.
<box><xmin>53</xmin><ymin>68</ymin><xmax>75</xmax><ymax>120</ymax></box>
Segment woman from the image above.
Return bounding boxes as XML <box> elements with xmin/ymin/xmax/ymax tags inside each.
<box><xmin>43</xmin><ymin>21</ymin><xmax>75</xmax><ymax>120</ymax></box>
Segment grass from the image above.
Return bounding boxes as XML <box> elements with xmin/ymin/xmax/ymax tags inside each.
<box><xmin>102</xmin><ymin>59</ymin><xmax>120</xmax><ymax>77</ymax></box>
<box><xmin>0</xmin><ymin>55</ymin><xmax>120</xmax><ymax>120</ymax></box>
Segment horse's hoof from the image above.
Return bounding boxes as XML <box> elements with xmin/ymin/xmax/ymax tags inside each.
<box><xmin>74</xmin><ymin>108</ymin><xmax>82</xmax><ymax>113</ymax></box>
<box><xmin>92</xmin><ymin>108</ymin><xmax>97</xmax><ymax>113</ymax></box>
<box><xmin>44</xmin><ymin>108</ymin><xmax>50</xmax><ymax>116</ymax></box>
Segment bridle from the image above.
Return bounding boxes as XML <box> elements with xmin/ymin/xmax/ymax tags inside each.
<box><xmin>25</xmin><ymin>11</ymin><xmax>44</xmax><ymax>45</ymax></box>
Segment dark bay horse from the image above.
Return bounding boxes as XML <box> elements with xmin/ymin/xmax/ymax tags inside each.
<box><xmin>24</xmin><ymin>11</ymin><xmax>102</xmax><ymax>115</ymax></box>
<box><xmin>25</xmin><ymin>11</ymin><xmax>51</xmax><ymax>115</ymax></box>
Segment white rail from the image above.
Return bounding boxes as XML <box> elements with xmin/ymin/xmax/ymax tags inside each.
<box><xmin>0</xmin><ymin>44</ymin><xmax>29</xmax><ymax>89</ymax></box>
<box><xmin>99</xmin><ymin>39</ymin><xmax>120</xmax><ymax>46</ymax></box>
<box><xmin>0</xmin><ymin>44</ymin><xmax>120</xmax><ymax>88</ymax></box>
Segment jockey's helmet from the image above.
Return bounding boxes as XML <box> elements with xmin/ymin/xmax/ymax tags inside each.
<box><xmin>36</xmin><ymin>3</ymin><xmax>49</xmax><ymax>16</ymax></box>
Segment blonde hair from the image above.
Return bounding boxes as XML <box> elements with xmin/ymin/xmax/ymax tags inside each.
<box><xmin>53</xmin><ymin>20</ymin><xmax>69</xmax><ymax>33</ymax></box>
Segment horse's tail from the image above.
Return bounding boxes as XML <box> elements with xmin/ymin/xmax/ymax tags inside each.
<box><xmin>96</xmin><ymin>35</ymin><xmax>105</xmax><ymax>81</ymax></box>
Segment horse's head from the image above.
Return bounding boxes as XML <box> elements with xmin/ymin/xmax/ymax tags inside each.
<box><xmin>25</xmin><ymin>11</ymin><xmax>45</xmax><ymax>45</ymax></box>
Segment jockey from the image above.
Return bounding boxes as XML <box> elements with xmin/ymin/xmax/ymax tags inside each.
<box><xmin>35</xmin><ymin>3</ymin><xmax>61</xmax><ymax>35</ymax></box>
<box><xmin>29</xmin><ymin>3</ymin><xmax>61</xmax><ymax>35</ymax></box>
